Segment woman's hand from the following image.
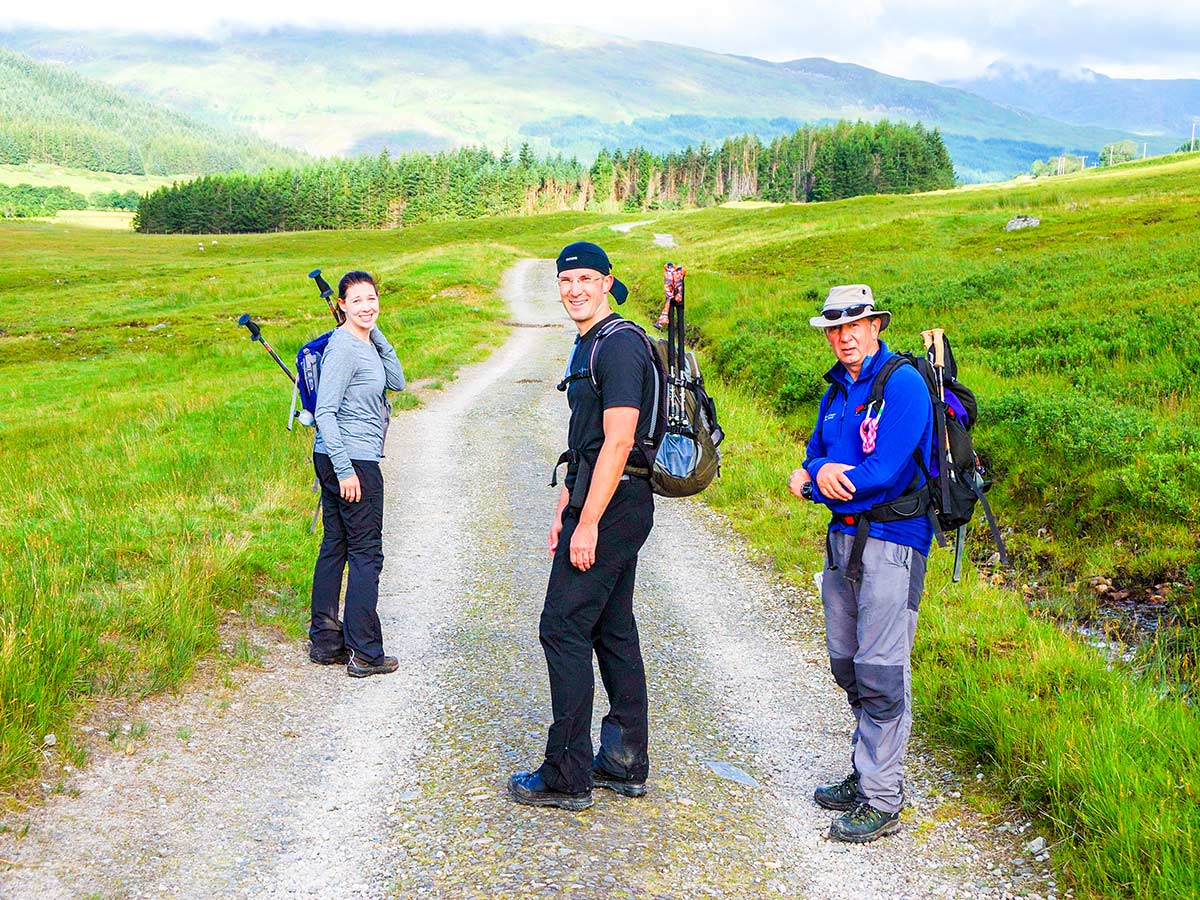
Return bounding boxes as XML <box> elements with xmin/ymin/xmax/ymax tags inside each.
<box><xmin>339</xmin><ymin>474</ymin><xmax>362</xmax><ymax>503</ymax></box>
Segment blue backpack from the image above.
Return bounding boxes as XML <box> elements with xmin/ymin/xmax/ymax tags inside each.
<box><xmin>288</xmin><ymin>330</ymin><xmax>333</xmax><ymax>430</ymax></box>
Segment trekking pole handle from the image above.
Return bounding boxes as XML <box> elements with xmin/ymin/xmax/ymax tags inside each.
<box><xmin>921</xmin><ymin>329</ymin><xmax>934</xmax><ymax>351</ymax></box>
<box><xmin>310</xmin><ymin>268</ymin><xmax>345</xmax><ymax>325</ymax></box>
<box><xmin>238</xmin><ymin>313</ymin><xmax>262</xmax><ymax>342</ymax></box>
<box><xmin>309</xmin><ymin>269</ymin><xmax>333</xmax><ymax>299</ymax></box>
<box><xmin>655</xmin><ymin>264</ymin><xmax>674</xmax><ymax>330</ymax></box>
<box><xmin>931</xmin><ymin>328</ymin><xmax>946</xmax><ymax>369</ymax></box>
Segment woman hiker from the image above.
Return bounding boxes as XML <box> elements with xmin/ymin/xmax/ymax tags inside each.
<box><xmin>308</xmin><ymin>270</ymin><xmax>407</xmax><ymax>677</ymax></box>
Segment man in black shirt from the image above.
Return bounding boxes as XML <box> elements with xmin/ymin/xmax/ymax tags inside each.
<box><xmin>508</xmin><ymin>241</ymin><xmax>657</xmax><ymax>811</ymax></box>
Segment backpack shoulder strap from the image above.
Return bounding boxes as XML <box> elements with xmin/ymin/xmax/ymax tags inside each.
<box><xmin>590</xmin><ymin>319</ymin><xmax>664</xmax><ymax>466</ymax></box>
<box><xmin>868</xmin><ymin>353</ymin><xmax>913</xmax><ymax>407</ymax></box>
<box><xmin>587</xmin><ymin>318</ymin><xmax>654</xmax><ymax>392</ymax></box>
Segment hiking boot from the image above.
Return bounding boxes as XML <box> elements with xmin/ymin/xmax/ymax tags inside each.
<box><xmin>346</xmin><ymin>651</ymin><xmax>399</xmax><ymax>678</ymax></box>
<box><xmin>507</xmin><ymin>770</ymin><xmax>593</xmax><ymax>811</ymax></box>
<box><xmin>309</xmin><ymin>646</ymin><xmax>350</xmax><ymax>666</ymax></box>
<box><xmin>828</xmin><ymin>801</ymin><xmax>901</xmax><ymax>843</ymax></box>
<box><xmin>813</xmin><ymin>771</ymin><xmax>860</xmax><ymax>811</ymax></box>
<box><xmin>592</xmin><ymin>766</ymin><xmax>647</xmax><ymax>798</ymax></box>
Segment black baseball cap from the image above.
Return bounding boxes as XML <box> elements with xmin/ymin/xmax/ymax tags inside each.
<box><xmin>555</xmin><ymin>241</ymin><xmax>629</xmax><ymax>304</ymax></box>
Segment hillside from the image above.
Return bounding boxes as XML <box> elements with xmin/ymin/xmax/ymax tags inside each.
<box><xmin>949</xmin><ymin>61</ymin><xmax>1200</xmax><ymax>141</ymax></box>
<box><xmin>0</xmin><ymin>27</ymin><xmax>1143</xmax><ymax>181</ymax></box>
<box><xmin>0</xmin><ymin>47</ymin><xmax>307</xmax><ymax>176</ymax></box>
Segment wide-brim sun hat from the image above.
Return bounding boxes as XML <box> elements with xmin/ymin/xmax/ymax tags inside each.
<box><xmin>809</xmin><ymin>284</ymin><xmax>890</xmax><ymax>331</ymax></box>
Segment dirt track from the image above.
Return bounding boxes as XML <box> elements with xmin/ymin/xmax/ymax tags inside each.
<box><xmin>0</xmin><ymin>260</ymin><xmax>1048</xmax><ymax>900</ymax></box>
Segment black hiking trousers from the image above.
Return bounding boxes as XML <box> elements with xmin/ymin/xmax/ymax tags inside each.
<box><xmin>538</xmin><ymin>478</ymin><xmax>654</xmax><ymax>795</ymax></box>
<box><xmin>310</xmin><ymin>452</ymin><xmax>386</xmax><ymax>664</ymax></box>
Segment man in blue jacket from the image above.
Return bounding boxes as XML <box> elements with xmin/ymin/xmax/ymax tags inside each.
<box><xmin>788</xmin><ymin>284</ymin><xmax>933</xmax><ymax>843</ymax></box>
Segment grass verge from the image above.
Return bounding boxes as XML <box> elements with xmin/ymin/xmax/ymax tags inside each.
<box><xmin>0</xmin><ymin>221</ymin><xmax>524</xmax><ymax>792</ymax></box>
<box><xmin>700</xmin><ymin>375</ymin><xmax>1199</xmax><ymax>900</ymax></box>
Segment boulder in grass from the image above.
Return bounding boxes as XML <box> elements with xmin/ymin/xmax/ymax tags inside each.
<box><xmin>1005</xmin><ymin>215</ymin><xmax>1041</xmax><ymax>231</ymax></box>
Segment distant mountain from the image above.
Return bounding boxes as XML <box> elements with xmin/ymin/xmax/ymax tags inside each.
<box><xmin>0</xmin><ymin>27</ymin><xmax>1153</xmax><ymax>181</ymax></box>
<box><xmin>948</xmin><ymin>62</ymin><xmax>1200</xmax><ymax>141</ymax></box>
<box><xmin>0</xmin><ymin>48</ymin><xmax>306</xmax><ymax>176</ymax></box>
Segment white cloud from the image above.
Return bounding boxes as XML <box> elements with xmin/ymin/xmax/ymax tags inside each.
<box><xmin>1</xmin><ymin>0</ymin><xmax>1198</xmax><ymax>80</ymax></box>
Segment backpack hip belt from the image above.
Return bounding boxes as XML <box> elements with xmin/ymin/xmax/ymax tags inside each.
<box><xmin>836</xmin><ymin>485</ymin><xmax>935</xmax><ymax>583</ymax></box>
<box><xmin>550</xmin><ymin>448</ymin><xmax>650</xmax><ymax>511</ymax></box>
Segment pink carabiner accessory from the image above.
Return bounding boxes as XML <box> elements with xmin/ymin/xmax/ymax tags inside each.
<box><xmin>859</xmin><ymin>401</ymin><xmax>884</xmax><ymax>454</ymax></box>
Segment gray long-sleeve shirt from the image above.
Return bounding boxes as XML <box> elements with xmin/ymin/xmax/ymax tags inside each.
<box><xmin>313</xmin><ymin>326</ymin><xmax>406</xmax><ymax>479</ymax></box>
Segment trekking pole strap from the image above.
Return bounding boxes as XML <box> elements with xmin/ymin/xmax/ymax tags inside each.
<box><xmin>971</xmin><ymin>483</ymin><xmax>1010</xmax><ymax>565</ymax></box>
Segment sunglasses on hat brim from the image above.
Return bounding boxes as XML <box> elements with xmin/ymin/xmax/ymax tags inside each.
<box><xmin>820</xmin><ymin>304</ymin><xmax>871</xmax><ymax>321</ymax></box>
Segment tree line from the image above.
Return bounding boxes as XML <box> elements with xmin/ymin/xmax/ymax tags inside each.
<box><xmin>0</xmin><ymin>185</ymin><xmax>144</xmax><ymax>219</ymax></box>
<box><xmin>133</xmin><ymin>120</ymin><xmax>955</xmax><ymax>234</ymax></box>
<box><xmin>0</xmin><ymin>184</ymin><xmax>89</xmax><ymax>218</ymax></box>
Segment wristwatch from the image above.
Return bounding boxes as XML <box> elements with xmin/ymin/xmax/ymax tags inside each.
<box><xmin>801</xmin><ymin>480</ymin><xmax>814</xmax><ymax>500</ymax></box>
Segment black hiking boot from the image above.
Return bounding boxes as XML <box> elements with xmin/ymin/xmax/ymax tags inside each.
<box><xmin>309</xmin><ymin>646</ymin><xmax>350</xmax><ymax>666</ymax></box>
<box><xmin>828</xmin><ymin>801</ymin><xmax>901</xmax><ymax>843</ymax></box>
<box><xmin>507</xmin><ymin>770</ymin><xmax>593</xmax><ymax>811</ymax></box>
<box><xmin>592</xmin><ymin>766</ymin><xmax>647</xmax><ymax>798</ymax></box>
<box><xmin>346</xmin><ymin>651</ymin><xmax>399</xmax><ymax>678</ymax></box>
<box><xmin>813</xmin><ymin>771</ymin><xmax>860</xmax><ymax>811</ymax></box>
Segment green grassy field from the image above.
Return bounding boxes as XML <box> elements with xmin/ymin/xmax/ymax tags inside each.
<box><xmin>3</xmin><ymin>156</ymin><xmax>1199</xmax><ymax>898</ymax></box>
<box><xmin>0</xmin><ymin>164</ymin><xmax>177</xmax><ymax>197</ymax></box>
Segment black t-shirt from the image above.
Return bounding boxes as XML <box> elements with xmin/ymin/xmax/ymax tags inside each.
<box><xmin>564</xmin><ymin>314</ymin><xmax>657</xmax><ymax>489</ymax></box>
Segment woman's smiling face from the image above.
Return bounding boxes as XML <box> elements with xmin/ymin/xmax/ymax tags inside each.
<box><xmin>340</xmin><ymin>280</ymin><xmax>379</xmax><ymax>331</ymax></box>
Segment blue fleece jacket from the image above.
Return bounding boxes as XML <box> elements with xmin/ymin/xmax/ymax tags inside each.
<box><xmin>804</xmin><ymin>341</ymin><xmax>934</xmax><ymax>554</ymax></box>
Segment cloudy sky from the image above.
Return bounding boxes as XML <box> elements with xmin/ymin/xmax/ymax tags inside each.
<box><xmin>3</xmin><ymin>0</ymin><xmax>1198</xmax><ymax>81</ymax></box>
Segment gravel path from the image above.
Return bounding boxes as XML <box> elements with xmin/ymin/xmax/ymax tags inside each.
<box><xmin>1</xmin><ymin>260</ymin><xmax>1055</xmax><ymax>900</ymax></box>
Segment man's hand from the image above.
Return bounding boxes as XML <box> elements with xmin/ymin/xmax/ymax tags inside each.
<box><xmin>570</xmin><ymin>521</ymin><xmax>599</xmax><ymax>571</ymax></box>
<box><xmin>549</xmin><ymin>486</ymin><xmax>569</xmax><ymax>556</ymax></box>
<box><xmin>816</xmin><ymin>463</ymin><xmax>857</xmax><ymax>501</ymax></box>
<box><xmin>338</xmin><ymin>473</ymin><xmax>362</xmax><ymax>503</ymax></box>
<box><xmin>787</xmin><ymin>468</ymin><xmax>811</xmax><ymax>499</ymax></box>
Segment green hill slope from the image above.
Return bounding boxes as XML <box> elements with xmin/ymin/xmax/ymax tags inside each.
<box><xmin>0</xmin><ymin>47</ymin><xmax>307</xmax><ymax>176</ymax></box>
<box><xmin>0</xmin><ymin>27</ymin><xmax>1143</xmax><ymax>180</ymax></box>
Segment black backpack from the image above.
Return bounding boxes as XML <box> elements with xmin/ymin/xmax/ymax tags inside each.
<box><xmin>836</xmin><ymin>336</ymin><xmax>1007</xmax><ymax>584</ymax></box>
<box><xmin>868</xmin><ymin>338</ymin><xmax>1007</xmax><ymax>567</ymax></box>
<box><xmin>553</xmin><ymin>314</ymin><xmax>723</xmax><ymax>504</ymax></box>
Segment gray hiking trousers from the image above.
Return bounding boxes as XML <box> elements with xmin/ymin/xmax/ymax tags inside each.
<box><xmin>821</xmin><ymin>530</ymin><xmax>927</xmax><ymax>814</ymax></box>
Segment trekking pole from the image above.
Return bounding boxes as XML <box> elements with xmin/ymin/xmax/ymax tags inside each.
<box><xmin>673</xmin><ymin>265</ymin><xmax>687</xmax><ymax>382</ymax></box>
<box><xmin>304</xmin><ymin>269</ymin><xmax>343</xmax><ymax>532</ymax></box>
<box><xmin>930</xmin><ymin>328</ymin><xmax>969</xmax><ymax>583</ymax></box>
<box><xmin>238</xmin><ymin>314</ymin><xmax>297</xmax><ymax>384</ymax></box>
<box><xmin>309</xmin><ymin>269</ymin><xmax>345</xmax><ymax>325</ymax></box>
<box><xmin>655</xmin><ymin>265</ymin><xmax>673</xmax><ymax>330</ymax></box>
